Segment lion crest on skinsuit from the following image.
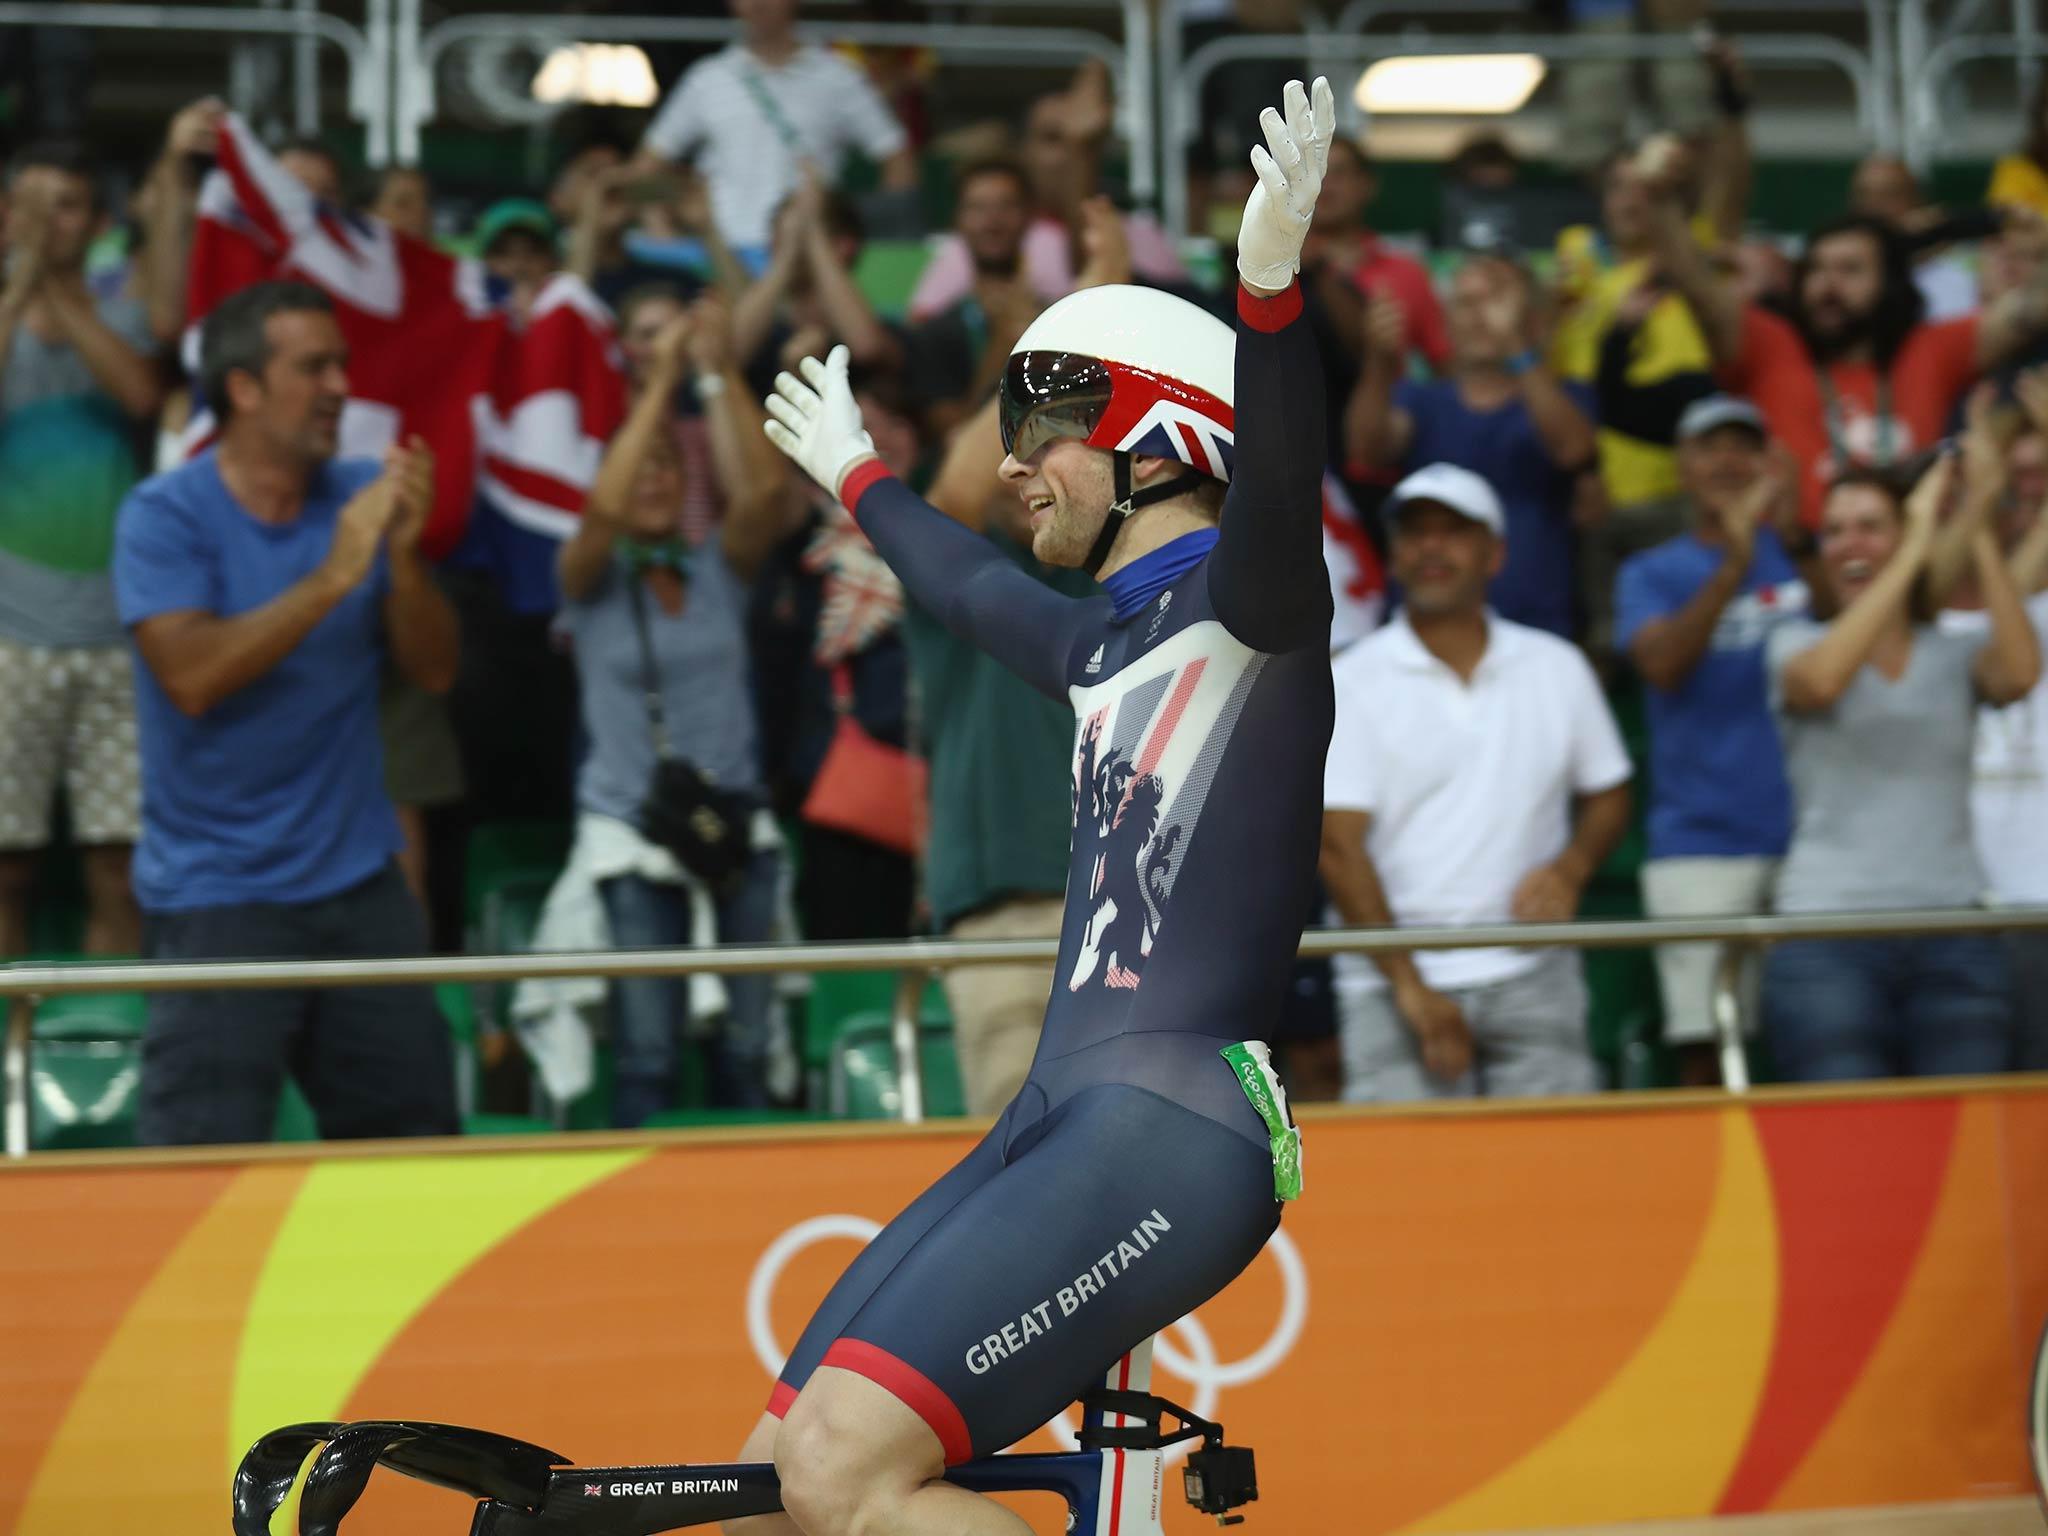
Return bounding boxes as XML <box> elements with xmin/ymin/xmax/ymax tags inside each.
<box><xmin>1070</xmin><ymin>718</ymin><xmax>1183</xmax><ymax>991</ymax></box>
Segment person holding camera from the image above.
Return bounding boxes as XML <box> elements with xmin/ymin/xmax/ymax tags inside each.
<box><xmin>557</xmin><ymin>295</ymin><xmax>795</xmax><ymax>1121</ymax></box>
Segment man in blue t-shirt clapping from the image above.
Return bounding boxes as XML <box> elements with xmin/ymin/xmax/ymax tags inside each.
<box><xmin>1615</xmin><ymin>395</ymin><xmax>1823</xmax><ymax>1086</ymax></box>
<box><xmin>113</xmin><ymin>281</ymin><xmax>461</xmax><ymax>1146</ymax></box>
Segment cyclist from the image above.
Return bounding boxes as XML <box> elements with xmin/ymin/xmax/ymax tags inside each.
<box><xmin>739</xmin><ymin>77</ymin><xmax>1336</xmax><ymax>1536</ymax></box>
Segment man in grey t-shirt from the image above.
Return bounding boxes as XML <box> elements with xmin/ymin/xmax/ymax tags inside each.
<box><xmin>0</xmin><ymin>142</ymin><xmax>164</xmax><ymax>957</ymax></box>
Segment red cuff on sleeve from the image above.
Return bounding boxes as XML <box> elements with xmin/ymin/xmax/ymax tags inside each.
<box><xmin>1237</xmin><ymin>280</ymin><xmax>1303</xmax><ymax>333</ymax></box>
<box><xmin>838</xmin><ymin>458</ymin><xmax>895</xmax><ymax>516</ymax></box>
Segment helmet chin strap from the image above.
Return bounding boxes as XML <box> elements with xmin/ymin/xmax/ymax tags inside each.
<box><xmin>1084</xmin><ymin>452</ymin><xmax>1210</xmax><ymax>579</ymax></box>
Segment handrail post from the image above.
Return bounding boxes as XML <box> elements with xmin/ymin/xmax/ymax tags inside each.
<box><xmin>4</xmin><ymin>992</ymin><xmax>35</xmax><ymax>1157</ymax></box>
<box><xmin>1711</xmin><ymin>942</ymin><xmax>1752</xmax><ymax>1094</ymax></box>
<box><xmin>890</xmin><ymin>968</ymin><xmax>926</xmax><ymax>1124</ymax></box>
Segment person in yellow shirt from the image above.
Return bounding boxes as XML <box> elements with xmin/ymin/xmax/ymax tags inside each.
<box><xmin>1989</xmin><ymin>77</ymin><xmax>2048</xmax><ymax>221</ymax></box>
<box><xmin>1550</xmin><ymin>39</ymin><xmax>1754</xmax><ymax>650</ymax></box>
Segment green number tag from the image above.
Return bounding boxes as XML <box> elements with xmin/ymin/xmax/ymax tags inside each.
<box><xmin>1221</xmin><ymin>1040</ymin><xmax>1304</xmax><ymax>1201</ymax></box>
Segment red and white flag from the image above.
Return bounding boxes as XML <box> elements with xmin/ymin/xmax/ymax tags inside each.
<box><xmin>184</xmin><ymin>115</ymin><xmax>624</xmax><ymax>558</ymax></box>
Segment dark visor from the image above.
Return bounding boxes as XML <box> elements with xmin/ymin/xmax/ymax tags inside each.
<box><xmin>1000</xmin><ymin>351</ymin><xmax>1114</xmax><ymax>462</ymax></box>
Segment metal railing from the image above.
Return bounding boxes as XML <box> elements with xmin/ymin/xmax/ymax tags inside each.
<box><xmin>1905</xmin><ymin>33</ymin><xmax>2048</xmax><ymax>171</ymax></box>
<box><xmin>10</xmin><ymin>905</ymin><xmax>2048</xmax><ymax>1157</ymax></box>
<box><xmin>397</xmin><ymin>7</ymin><xmax>1153</xmax><ymax>200</ymax></box>
<box><xmin>0</xmin><ymin>1</ymin><xmax>389</xmax><ymax>164</ymax></box>
<box><xmin>1161</xmin><ymin>29</ymin><xmax>1881</xmax><ymax>237</ymax></box>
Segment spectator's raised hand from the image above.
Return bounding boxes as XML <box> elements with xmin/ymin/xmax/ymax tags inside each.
<box><xmin>165</xmin><ymin>97</ymin><xmax>226</xmax><ymax>163</ymax></box>
<box><xmin>1393</xmin><ymin>979</ymin><xmax>1473</xmax><ymax>1083</ymax></box>
<box><xmin>1363</xmin><ymin>292</ymin><xmax>1407</xmax><ymax>363</ymax></box>
<box><xmin>1721</xmin><ymin>458</ymin><xmax>1790</xmax><ymax>565</ymax></box>
<box><xmin>580</xmin><ymin>162</ymin><xmax>636</xmax><ymax>238</ymax></box>
<box><xmin>1757</xmin><ymin>443</ymin><xmax>1804</xmax><ymax>541</ymax></box>
<box><xmin>2015</xmin><ymin>366</ymin><xmax>2048</xmax><ymax>440</ymax></box>
<box><xmin>1960</xmin><ymin>382</ymin><xmax>2011</xmax><ymax>505</ymax></box>
<box><xmin>1701</xmin><ymin>33</ymin><xmax>1750</xmax><ymax>104</ymax></box>
<box><xmin>1476</xmin><ymin>264</ymin><xmax>1530</xmax><ymax>353</ymax></box>
<box><xmin>325</xmin><ymin>474</ymin><xmax>399</xmax><ymax>591</ymax></box>
<box><xmin>2</xmin><ymin>177</ymin><xmax>51</xmax><ymax>310</ymax></box>
<box><xmin>1074</xmin><ymin>194</ymin><xmax>1132</xmax><ymax>290</ymax></box>
<box><xmin>383</xmin><ymin>435</ymin><xmax>436</xmax><ymax>556</ymax></box>
<box><xmin>1904</xmin><ymin>449</ymin><xmax>1958</xmax><ymax>545</ymax></box>
<box><xmin>1613</xmin><ymin>279</ymin><xmax>1663</xmax><ymax>333</ymax></box>
<box><xmin>648</xmin><ymin>306</ymin><xmax>696</xmax><ymax>384</ymax></box>
<box><xmin>682</xmin><ymin>294</ymin><xmax>732</xmax><ymax>375</ymax></box>
<box><xmin>1052</xmin><ymin>59</ymin><xmax>1117</xmax><ymax>146</ymax></box>
<box><xmin>672</xmin><ymin>168</ymin><xmax>714</xmax><ymax>236</ymax></box>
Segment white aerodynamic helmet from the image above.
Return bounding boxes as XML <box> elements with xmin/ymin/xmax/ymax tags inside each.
<box><xmin>1000</xmin><ymin>284</ymin><xmax>1237</xmax><ymax>484</ymax></box>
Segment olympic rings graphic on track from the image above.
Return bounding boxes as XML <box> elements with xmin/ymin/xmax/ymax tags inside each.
<box><xmin>744</xmin><ymin>1218</ymin><xmax>1307</xmax><ymax>1464</ymax></box>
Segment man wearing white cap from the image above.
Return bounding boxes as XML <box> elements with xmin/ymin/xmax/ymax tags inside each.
<box><xmin>1321</xmin><ymin>462</ymin><xmax>1633</xmax><ymax>1100</ymax></box>
<box><xmin>1616</xmin><ymin>393</ymin><xmax>1819</xmax><ymax>1085</ymax></box>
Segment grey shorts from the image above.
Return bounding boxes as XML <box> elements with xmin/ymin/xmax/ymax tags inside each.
<box><xmin>1641</xmin><ymin>855</ymin><xmax>1776</xmax><ymax>1045</ymax></box>
<box><xmin>0</xmin><ymin>636</ymin><xmax>141</xmax><ymax>849</ymax></box>
<box><xmin>1338</xmin><ymin>950</ymin><xmax>1598</xmax><ymax>1102</ymax></box>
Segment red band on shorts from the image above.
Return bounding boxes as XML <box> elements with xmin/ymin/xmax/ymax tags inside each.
<box><xmin>765</xmin><ymin>1379</ymin><xmax>799</xmax><ymax>1419</ymax></box>
<box><xmin>820</xmin><ymin>1338</ymin><xmax>974</xmax><ymax>1466</ymax></box>
<box><xmin>838</xmin><ymin>459</ymin><xmax>894</xmax><ymax>516</ymax></box>
<box><xmin>1236</xmin><ymin>281</ymin><xmax>1303</xmax><ymax>333</ymax></box>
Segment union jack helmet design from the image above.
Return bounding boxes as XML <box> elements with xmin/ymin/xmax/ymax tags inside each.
<box><xmin>1000</xmin><ymin>284</ymin><xmax>1236</xmax><ymax>483</ymax></box>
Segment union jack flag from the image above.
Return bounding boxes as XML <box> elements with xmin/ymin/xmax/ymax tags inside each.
<box><xmin>182</xmin><ymin>114</ymin><xmax>624</xmax><ymax>560</ymax></box>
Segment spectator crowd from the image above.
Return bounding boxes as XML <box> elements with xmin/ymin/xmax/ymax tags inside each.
<box><xmin>8</xmin><ymin>1</ymin><xmax>2048</xmax><ymax>1145</ymax></box>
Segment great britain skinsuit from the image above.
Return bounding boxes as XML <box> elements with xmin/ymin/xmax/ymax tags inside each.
<box><xmin>765</xmin><ymin>282</ymin><xmax>1333</xmax><ymax>1463</ymax></box>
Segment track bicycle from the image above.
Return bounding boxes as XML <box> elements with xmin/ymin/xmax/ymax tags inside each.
<box><xmin>233</xmin><ymin>1337</ymin><xmax>1259</xmax><ymax>1536</ymax></box>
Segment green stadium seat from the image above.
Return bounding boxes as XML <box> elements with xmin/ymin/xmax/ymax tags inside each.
<box><xmin>462</xmin><ymin>1111</ymin><xmax>556</xmax><ymax>1136</ymax></box>
<box><xmin>29</xmin><ymin>1038</ymin><xmax>140</xmax><ymax>1150</ymax></box>
<box><xmin>274</xmin><ymin>1078</ymin><xmax>318</xmax><ymax>1142</ymax></box>
<box><xmin>1579</xmin><ymin>876</ymin><xmax>1671</xmax><ymax>1089</ymax></box>
<box><xmin>463</xmin><ymin>818</ymin><xmax>572</xmax><ymax>928</ymax></box>
<box><xmin>28</xmin><ymin>986</ymin><xmax>150</xmax><ymax>1151</ymax></box>
<box><xmin>827</xmin><ymin>1011</ymin><xmax>966</xmax><ymax>1120</ymax></box>
<box><xmin>34</xmin><ymin>987</ymin><xmax>146</xmax><ymax>1040</ymax></box>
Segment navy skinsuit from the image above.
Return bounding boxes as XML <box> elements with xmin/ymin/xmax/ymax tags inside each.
<box><xmin>768</xmin><ymin>284</ymin><xmax>1333</xmax><ymax>1464</ymax></box>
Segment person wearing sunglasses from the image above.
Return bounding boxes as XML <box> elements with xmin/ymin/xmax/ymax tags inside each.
<box><xmin>738</xmin><ymin>79</ymin><xmax>1333</xmax><ymax>1536</ymax></box>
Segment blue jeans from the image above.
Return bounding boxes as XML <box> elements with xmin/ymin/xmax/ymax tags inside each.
<box><xmin>1761</xmin><ymin>935</ymin><xmax>2013</xmax><ymax>1082</ymax></box>
<box><xmin>598</xmin><ymin>849</ymin><xmax>781</xmax><ymax>1124</ymax></box>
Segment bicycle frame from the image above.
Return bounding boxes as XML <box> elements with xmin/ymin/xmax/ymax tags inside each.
<box><xmin>233</xmin><ymin>1337</ymin><xmax>1259</xmax><ymax>1536</ymax></box>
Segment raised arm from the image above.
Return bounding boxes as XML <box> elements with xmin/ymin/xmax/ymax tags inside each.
<box><xmin>129</xmin><ymin>473</ymin><xmax>397</xmax><ymax>718</ymax></box>
<box><xmin>764</xmin><ymin>344</ymin><xmax>1093</xmax><ymax>700</ymax></box>
<box><xmin>140</xmin><ymin>98</ymin><xmax>223</xmax><ymax>344</ymax></box>
<box><xmin>799</xmin><ymin>178</ymin><xmax>902</xmax><ymax>371</ymax></box>
<box><xmin>687</xmin><ymin>295</ymin><xmax>801</xmax><ymax>582</ymax></box>
<box><xmin>1207</xmin><ymin>76</ymin><xmax>1337</xmax><ymax>655</ymax></box>
<box><xmin>1627</xmin><ymin>475</ymin><xmax>1768</xmax><ymax>692</ymax></box>
<box><xmin>1698</xmin><ymin>40</ymin><xmax>1755</xmax><ymax>245</ymax></box>
<box><xmin>562</xmin><ymin>312</ymin><xmax>690</xmax><ymax>602</ymax></box>
<box><xmin>1343</xmin><ymin>295</ymin><xmax>1416</xmax><ymax>471</ymax></box>
<box><xmin>1649</xmin><ymin>180</ymin><xmax>1745</xmax><ymax>370</ymax></box>
<box><xmin>924</xmin><ymin>393</ymin><xmax>1005</xmax><ymax>532</ymax></box>
<box><xmin>1970</xmin><ymin>522</ymin><xmax>2043</xmax><ymax>704</ymax></box>
<box><xmin>380</xmin><ymin>437</ymin><xmax>460</xmax><ymax>694</ymax></box>
<box><xmin>1778</xmin><ymin>458</ymin><xmax>1947</xmax><ymax>713</ymax></box>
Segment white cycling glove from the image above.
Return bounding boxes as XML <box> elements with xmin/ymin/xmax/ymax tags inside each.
<box><xmin>762</xmin><ymin>344</ymin><xmax>878</xmax><ymax>501</ymax></box>
<box><xmin>1235</xmin><ymin>76</ymin><xmax>1335</xmax><ymax>292</ymax></box>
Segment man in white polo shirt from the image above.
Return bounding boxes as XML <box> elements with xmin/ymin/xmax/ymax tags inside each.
<box><xmin>1320</xmin><ymin>463</ymin><xmax>1634</xmax><ymax>1100</ymax></box>
<box><xmin>633</xmin><ymin>0</ymin><xmax>917</xmax><ymax>259</ymax></box>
